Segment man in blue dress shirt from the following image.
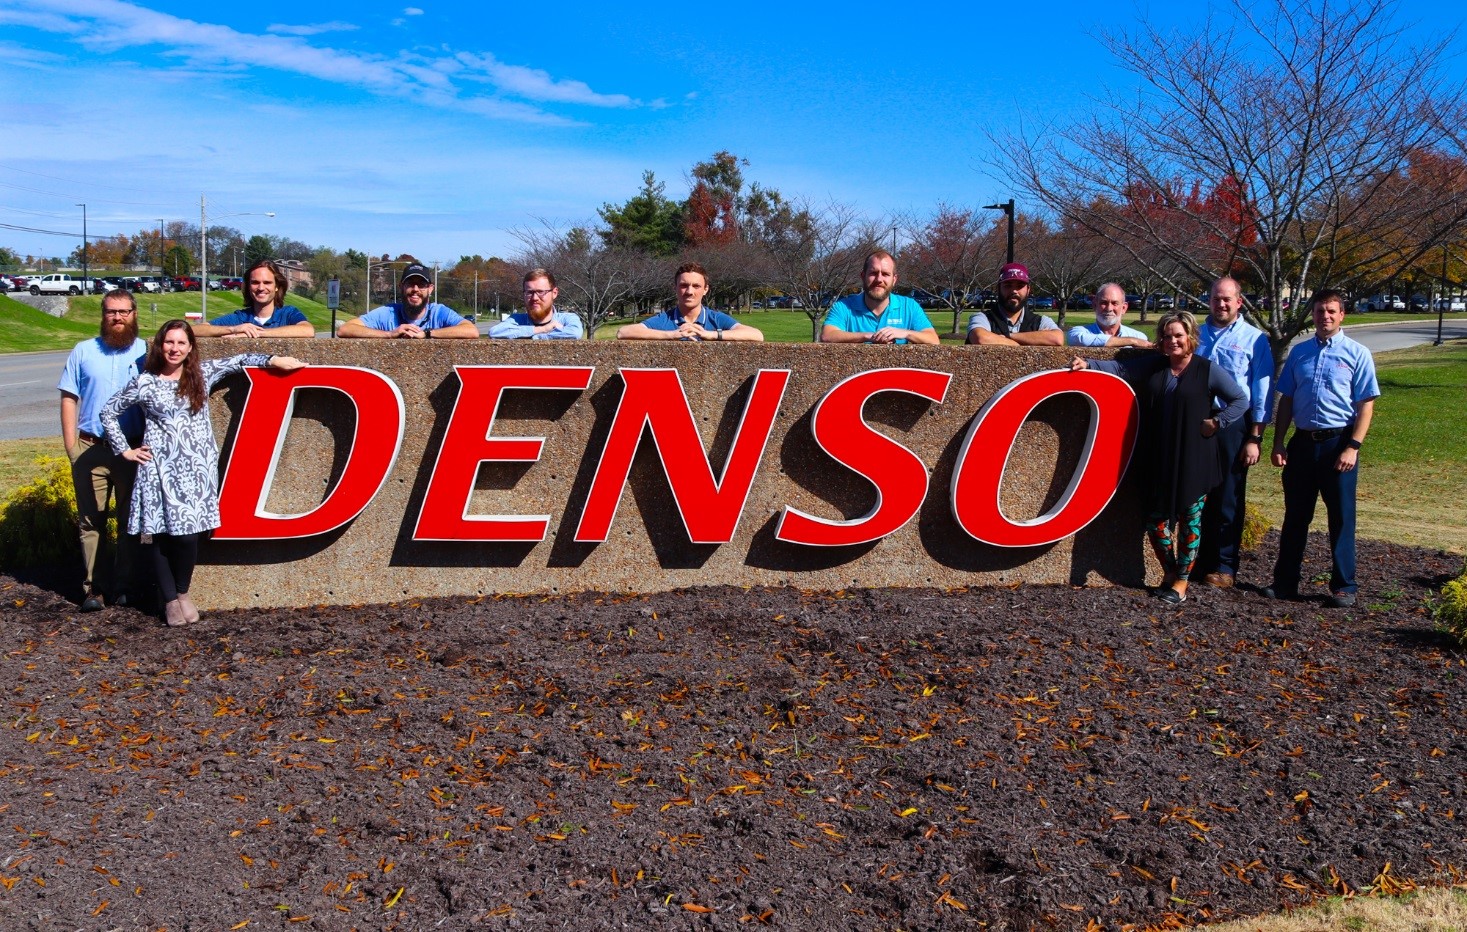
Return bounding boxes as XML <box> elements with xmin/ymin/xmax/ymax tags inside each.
<box><xmin>1263</xmin><ymin>288</ymin><xmax>1379</xmax><ymax>608</ymax></box>
<box><xmin>488</xmin><ymin>269</ymin><xmax>584</xmax><ymax>339</ymax></box>
<box><xmin>1066</xmin><ymin>283</ymin><xmax>1153</xmax><ymax>348</ymax></box>
<box><xmin>1195</xmin><ymin>277</ymin><xmax>1274</xmax><ymax>588</ymax></box>
<box><xmin>58</xmin><ymin>289</ymin><xmax>147</xmax><ymax>611</ymax></box>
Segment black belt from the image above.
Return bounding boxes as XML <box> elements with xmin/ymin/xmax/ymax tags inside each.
<box><xmin>1300</xmin><ymin>424</ymin><xmax>1353</xmax><ymax>441</ymax></box>
<box><xmin>79</xmin><ymin>431</ymin><xmax>102</xmax><ymax>442</ymax></box>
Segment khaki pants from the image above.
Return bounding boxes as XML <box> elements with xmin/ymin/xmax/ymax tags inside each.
<box><xmin>71</xmin><ymin>436</ymin><xmax>137</xmax><ymax>597</ymax></box>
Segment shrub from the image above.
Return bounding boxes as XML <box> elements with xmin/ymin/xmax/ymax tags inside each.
<box><xmin>0</xmin><ymin>456</ymin><xmax>85</xmax><ymax>570</ymax></box>
<box><xmin>1433</xmin><ymin>561</ymin><xmax>1467</xmax><ymax>648</ymax></box>
<box><xmin>1239</xmin><ymin>502</ymin><xmax>1271</xmax><ymax>552</ymax></box>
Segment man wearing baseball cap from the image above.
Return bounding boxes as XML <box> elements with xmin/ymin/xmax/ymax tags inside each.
<box><xmin>338</xmin><ymin>263</ymin><xmax>479</xmax><ymax>339</ymax></box>
<box><xmin>966</xmin><ymin>263</ymin><xmax>1063</xmax><ymax>346</ymax></box>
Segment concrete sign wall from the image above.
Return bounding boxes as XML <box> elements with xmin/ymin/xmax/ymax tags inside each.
<box><xmin>196</xmin><ymin>340</ymin><xmax>1152</xmax><ymax>609</ymax></box>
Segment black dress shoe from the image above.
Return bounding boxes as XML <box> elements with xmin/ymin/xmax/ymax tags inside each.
<box><xmin>113</xmin><ymin>593</ymin><xmax>130</xmax><ymax>608</ymax></box>
<box><xmin>80</xmin><ymin>595</ymin><xmax>103</xmax><ymax>613</ymax></box>
<box><xmin>1259</xmin><ymin>586</ymin><xmax>1297</xmax><ymax>601</ymax></box>
<box><xmin>1325</xmin><ymin>592</ymin><xmax>1356</xmax><ymax>608</ymax></box>
<box><xmin>1155</xmin><ymin>587</ymin><xmax>1186</xmax><ymax>605</ymax></box>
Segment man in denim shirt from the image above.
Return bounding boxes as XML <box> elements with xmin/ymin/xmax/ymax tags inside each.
<box><xmin>1195</xmin><ymin>277</ymin><xmax>1273</xmax><ymax>588</ymax></box>
<box><xmin>1263</xmin><ymin>288</ymin><xmax>1379</xmax><ymax>608</ymax></box>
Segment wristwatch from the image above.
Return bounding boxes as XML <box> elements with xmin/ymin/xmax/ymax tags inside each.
<box><xmin>1345</xmin><ymin>438</ymin><xmax>1362</xmax><ymax>450</ymax></box>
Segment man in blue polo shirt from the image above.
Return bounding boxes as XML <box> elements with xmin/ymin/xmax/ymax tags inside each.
<box><xmin>1066</xmin><ymin>283</ymin><xmax>1153</xmax><ymax>348</ymax></box>
<box><xmin>338</xmin><ymin>263</ymin><xmax>479</xmax><ymax>339</ymax></box>
<box><xmin>1263</xmin><ymin>288</ymin><xmax>1379</xmax><ymax>608</ymax></box>
<box><xmin>58</xmin><ymin>289</ymin><xmax>147</xmax><ymax>611</ymax></box>
<box><xmin>820</xmin><ymin>250</ymin><xmax>938</xmax><ymax>345</ymax></box>
<box><xmin>193</xmin><ymin>259</ymin><xmax>315</xmax><ymax>339</ymax></box>
<box><xmin>1195</xmin><ymin>276</ymin><xmax>1273</xmax><ymax>589</ymax></box>
<box><xmin>488</xmin><ymin>268</ymin><xmax>583</xmax><ymax>340</ymax></box>
<box><xmin>617</xmin><ymin>262</ymin><xmax>763</xmax><ymax>342</ymax></box>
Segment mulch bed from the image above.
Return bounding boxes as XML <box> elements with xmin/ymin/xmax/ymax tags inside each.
<box><xmin>0</xmin><ymin>532</ymin><xmax>1462</xmax><ymax>930</ymax></box>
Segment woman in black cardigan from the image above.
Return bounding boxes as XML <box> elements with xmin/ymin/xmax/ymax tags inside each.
<box><xmin>1072</xmin><ymin>310</ymin><xmax>1247</xmax><ymax>604</ymax></box>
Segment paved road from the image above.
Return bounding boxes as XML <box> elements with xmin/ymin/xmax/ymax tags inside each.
<box><xmin>2</xmin><ymin>320</ymin><xmax>1463</xmax><ymax>442</ymax></box>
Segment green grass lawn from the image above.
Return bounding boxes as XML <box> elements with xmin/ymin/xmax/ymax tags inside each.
<box><xmin>0</xmin><ymin>294</ymin><xmax>106</xmax><ymax>353</ymax></box>
<box><xmin>65</xmin><ymin>290</ymin><xmax>339</xmax><ymax>334</ymax></box>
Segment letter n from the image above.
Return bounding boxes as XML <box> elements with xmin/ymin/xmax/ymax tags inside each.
<box><xmin>574</xmin><ymin>368</ymin><xmax>790</xmax><ymax>544</ymax></box>
<box><xmin>215</xmin><ymin>366</ymin><xmax>404</xmax><ymax>539</ymax></box>
<box><xmin>950</xmin><ymin>369</ymin><xmax>1137</xmax><ymax>547</ymax></box>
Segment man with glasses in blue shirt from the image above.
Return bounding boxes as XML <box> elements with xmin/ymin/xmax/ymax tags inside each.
<box><xmin>338</xmin><ymin>262</ymin><xmax>478</xmax><ymax>339</ymax></box>
<box><xmin>1263</xmin><ymin>288</ymin><xmax>1379</xmax><ymax>608</ymax></box>
<box><xmin>488</xmin><ymin>269</ymin><xmax>583</xmax><ymax>339</ymax></box>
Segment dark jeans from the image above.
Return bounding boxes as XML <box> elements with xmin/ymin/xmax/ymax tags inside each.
<box><xmin>1199</xmin><ymin>418</ymin><xmax>1250</xmax><ymax>578</ymax></box>
<box><xmin>1272</xmin><ymin>432</ymin><xmax>1358</xmax><ymax>595</ymax></box>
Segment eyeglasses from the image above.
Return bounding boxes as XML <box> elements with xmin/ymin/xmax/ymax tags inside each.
<box><xmin>402</xmin><ymin>281</ymin><xmax>432</xmax><ymax>290</ymax></box>
<box><xmin>523</xmin><ymin>289</ymin><xmax>554</xmax><ymax>298</ymax></box>
<box><xmin>103</xmin><ymin>309</ymin><xmax>136</xmax><ymax>317</ymax></box>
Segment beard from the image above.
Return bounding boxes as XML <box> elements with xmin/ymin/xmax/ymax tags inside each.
<box><xmin>101</xmin><ymin>315</ymin><xmax>139</xmax><ymax>349</ymax></box>
<box><xmin>1096</xmin><ymin>312</ymin><xmax>1121</xmax><ymax>330</ymax></box>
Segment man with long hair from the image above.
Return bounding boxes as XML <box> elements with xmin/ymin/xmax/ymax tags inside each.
<box><xmin>193</xmin><ymin>259</ymin><xmax>315</xmax><ymax>339</ymax></box>
<box><xmin>58</xmin><ymin>289</ymin><xmax>147</xmax><ymax>610</ymax></box>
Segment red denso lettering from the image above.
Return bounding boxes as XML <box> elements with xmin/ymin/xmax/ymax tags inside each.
<box><xmin>775</xmin><ymin>368</ymin><xmax>952</xmax><ymax>547</ymax></box>
<box><xmin>950</xmin><ymin>369</ymin><xmax>1137</xmax><ymax>547</ymax></box>
<box><xmin>215</xmin><ymin>366</ymin><xmax>404</xmax><ymax>540</ymax></box>
<box><xmin>414</xmin><ymin>366</ymin><xmax>594</xmax><ymax>541</ymax></box>
<box><xmin>574</xmin><ymin>368</ymin><xmax>790</xmax><ymax>544</ymax></box>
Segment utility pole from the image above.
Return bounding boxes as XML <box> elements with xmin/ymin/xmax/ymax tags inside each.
<box><xmin>76</xmin><ymin>203</ymin><xmax>87</xmax><ymax>290</ymax></box>
<box><xmin>200</xmin><ymin>194</ymin><xmax>208</xmax><ymax>316</ymax></box>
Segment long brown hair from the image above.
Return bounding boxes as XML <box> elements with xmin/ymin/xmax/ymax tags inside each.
<box><xmin>145</xmin><ymin>320</ymin><xmax>207</xmax><ymax>413</ymax></box>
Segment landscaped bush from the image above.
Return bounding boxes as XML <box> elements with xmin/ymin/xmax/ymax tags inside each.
<box><xmin>1240</xmin><ymin>502</ymin><xmax>1271</xmax><ymax>552</ymax></box>
<box><xmin>0</xmin><ymin>456</ymin><xmax>85</xmax><ymax>570</ymax></box>
<box><xmin>1433</xmin><ymin>560</ymin><xmax>1467</xmax><ymax>648</ymax></box>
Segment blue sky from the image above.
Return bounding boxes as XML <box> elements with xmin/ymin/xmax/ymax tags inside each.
<box><xmin>2</xmin><ymin>0</ymin><xmax>1464</xmax><ymax>269</ymax></box>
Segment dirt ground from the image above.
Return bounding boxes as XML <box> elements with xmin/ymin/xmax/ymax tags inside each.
<box><xmin>0</xmin><ymin>531</ymin><xmax>1462</xmax><ymax>931</ymax></box>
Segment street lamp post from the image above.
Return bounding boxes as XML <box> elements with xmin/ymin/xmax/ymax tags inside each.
<box><xmin>199</xmin><ymin>195</ymin><xmax>274</xmax><ymax>316</ymax></box>
<box><xmin>76</xmin><ymin>204</ymin><xmax>87</xmax><ymax>291</ymax></box>
<box><xmin>983</xmin><ymin>199</ymin><xmax>1016</xmax><ymax>264</ymax></box>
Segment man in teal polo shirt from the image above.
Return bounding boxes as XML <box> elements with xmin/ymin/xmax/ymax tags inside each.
<box><xmin>820</xmin><ymin>250</ymin><xmax>938</xmax><ymax>345</ymax></box>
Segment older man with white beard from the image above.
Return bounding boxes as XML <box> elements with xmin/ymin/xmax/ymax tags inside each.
<box><xmin>1066</xmin><ymin>283</ymin><xmax>1153</xmax><ymax>348</ymax></box>
<box><xmin>58</xmin><ymin>288</ymin><xmax>148</xmax><ymax>611</ymax></box>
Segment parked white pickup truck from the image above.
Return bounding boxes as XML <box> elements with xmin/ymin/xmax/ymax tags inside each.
<box><xmin>28</xmin><ymin>274</ymin><xmax>86</xmax><ymax>295</ymax></box>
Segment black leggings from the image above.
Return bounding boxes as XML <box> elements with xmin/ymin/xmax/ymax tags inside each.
<box><xmin>146</xmin><ymin>533</ymin><xmax>201</xmax><ymax>603</ymax></box>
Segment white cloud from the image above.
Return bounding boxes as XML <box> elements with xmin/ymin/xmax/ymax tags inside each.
<box><xmin>266</xmin><ymin>21</ymin><xmax>359</xmax><ymax>37</ymax></box>
<box><xmin>454</xmin><ymin>52</ymin><xmax>640</xmax><ymax>108</ymax></box>
<box><xmin>6</xmin><ymin>0</ymin><xmax>653</xmax><ymax>124</ymax></box>
<box><xmin>403</xmin><ymin>7</ymin><xmax>424</xmax><ymax>15</ymax></box>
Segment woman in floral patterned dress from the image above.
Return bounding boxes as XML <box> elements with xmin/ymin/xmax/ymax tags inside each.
<box><xmin>101</xmin><ymin>320</ymin><xmax>305</xmax><ymax>626</ymax></box>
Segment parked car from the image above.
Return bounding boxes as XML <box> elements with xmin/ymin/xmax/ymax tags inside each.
<box><xmin>1355</xmin><ymin>293</ymin><xmax>1405</xmax><ymax>312</ymax></box>
<box><xmin>172</xmin><ymin>276</ymin><xmax>202</xmax><ymax>291</ymax></box>
<box><xmin>1032</xmin><ymin>295</ymin><xmax>1055</xmax><ymax>310</ymax></box>
<box><xmin>1408</xmin><ymin>294</ymin><xmax>1430</xmax><ymax>311</ymax></box>
<box><xmin>1435</xmin><ymin>295</ymin><xmax>1466</xmax><ymax>312</ymax></box>
<box><xmin>220</xmin><ymin>277</ymin><xmax>243</xmax><ymax>290</ymax></box>
<box><xmin>88</xmin><ymin>278</ymin><xmax>117</xmax><ymax>294</ymax></box>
